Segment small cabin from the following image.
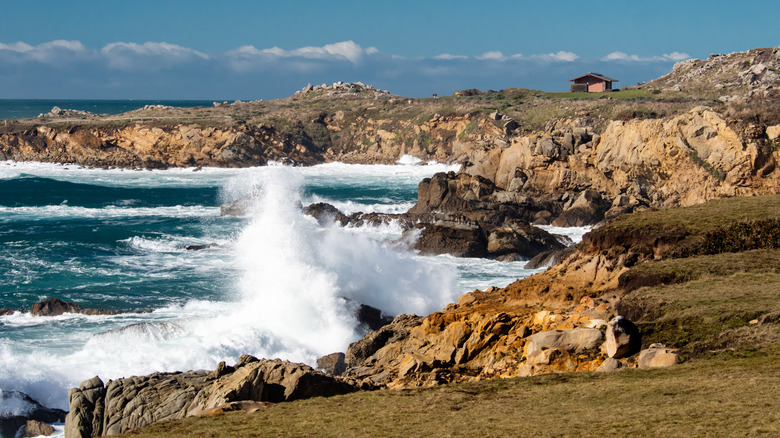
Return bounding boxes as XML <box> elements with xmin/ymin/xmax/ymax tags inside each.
<box><xmin>569</xmin><ymin>73</ymin><xmax>618</xmax><ymax>92</ymax></box>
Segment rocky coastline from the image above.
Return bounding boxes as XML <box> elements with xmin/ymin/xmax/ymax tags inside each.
<box><xmin>2</xmin><ymin>46</ymin><xmax>780</xmax><ymax>437</ymax></box>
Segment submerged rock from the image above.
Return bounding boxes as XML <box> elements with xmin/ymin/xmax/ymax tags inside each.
<box><xmin>29</xmin><ymin>298</ymin><xmax>120</xmax><ymax>317</ymax></box>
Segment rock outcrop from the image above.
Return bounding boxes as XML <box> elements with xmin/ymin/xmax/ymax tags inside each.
<box><xmin>29</xmin><ymin>298</ymin><xmax>120</xmax><ymax>317</ymax></box>
<box><xmin>65</xmin><ymin>358</ymin><xmax>359</xmax><ymax>437</ymax></box>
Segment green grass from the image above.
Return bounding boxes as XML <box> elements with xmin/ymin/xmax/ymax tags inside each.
<box><xmin>598</xmin><ymin>195</ymin><xmax>780</xmax><ymax>239</ymax></box>
<box><xmin>620</xmin><ymin>270</ymin><xmax>780</xmax><ymax>356</ymax></box>
<box><xmin>121</xmin><ymin>350</ymin><xmax>780</xmax><ymax>437</ymax></box>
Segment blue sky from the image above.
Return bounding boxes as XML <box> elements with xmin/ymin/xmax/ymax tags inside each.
<box><xmin>0</xmin><ymin>0</ymin><xmax>777</xmax><ymax>99</ymax></box>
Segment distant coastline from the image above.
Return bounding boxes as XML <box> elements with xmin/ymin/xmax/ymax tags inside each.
<box><xmin>0</xmin><ymin>99</ymin><xmax>217</xmax><ymax>120</ymax></box>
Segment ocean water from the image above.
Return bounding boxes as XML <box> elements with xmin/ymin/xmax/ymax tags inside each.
<box><xmin>0</xmin><ymin>99</ymin><xmax>216</xmax><ymax>120</ymax></box>
<box><xmin>0</xmin><ymin>158</ymin><xmax>587</xmax><ymax>416</ymax></box>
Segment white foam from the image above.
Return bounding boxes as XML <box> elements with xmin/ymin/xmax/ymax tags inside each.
<box><xmin>0</xmin><ymin>205</ymin><xmax>218</xmax><ymax>220</ymax></box>
<box><xmin>537</xmin><ymin>225</ymin><xmax>592</xmax><ymax>245</ymax></box>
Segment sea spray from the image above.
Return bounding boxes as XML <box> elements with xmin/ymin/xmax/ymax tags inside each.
<box><xmin>230</xmin><ymin>166</ymin><xmax>459</xmax><ymax>359</ymax></box>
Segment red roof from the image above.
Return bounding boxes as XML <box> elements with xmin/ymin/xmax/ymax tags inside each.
<box><xmin>569</xmin><ymin>73</ymin><xmax>618</xmax><ymax>82</ymax></box>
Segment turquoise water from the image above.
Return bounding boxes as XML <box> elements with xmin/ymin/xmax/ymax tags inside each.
<box><xmin>0</xmin><ymin>99</ymin><xmax>216</xmax><ymax>120</ymax></box>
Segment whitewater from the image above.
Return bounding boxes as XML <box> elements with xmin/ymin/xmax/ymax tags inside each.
<box><xmin>0</xmin><ymin>159</ymin><xmax>587</xmax><ymax>416</ymax></box>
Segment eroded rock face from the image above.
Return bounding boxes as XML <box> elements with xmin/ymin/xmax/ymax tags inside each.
<box><xmin>0</xmin><ymin>391</ymin><xmax>66</xmax><ymax>438</ymax></box>
<box><xmin>464</xmin><ymin>107</ymin><xmax>780</xmax><ymax>213</ymax></box>
<box><xmin>65</xmin><ymin>358</ymin><xmax>358</xmax><ymax>438</ymax></box>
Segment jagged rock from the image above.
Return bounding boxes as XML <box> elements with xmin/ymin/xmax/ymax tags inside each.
<box><xmin>30</xmin><ymin>298</ymin><xmax>120</xmax><ymax>317</ymax></box>
<box><xmin>345</xmin><ymin>314</ymin><xmax>423</xmax><ymax>367</ymax></box>
<box><xmin>65</xmin><ymin>376</ymin><xmax>106</xmax><ymax>438</ymax></box>
<box><xmin>304</xmin><ymin>202</ymin><xmax>350</xmax><ymax>226</ymax></box>
<box><xmin>317</xmin><ymin>353</ymin><xmax>347</xmax><ymax>376</ymax></box>
<box><xmin>31</xmin><ymin>298</ymin><xmax>82</xmax><ymax>316</ymax></box>
<box><xmin>409</xmin><ymin>221</ymin><xmax>488</xmax><ymax>258</ymax></box>
<box><xmin>638</xmin><ymin>344</ymin><xmax>679</xmax><ymax>369</ymax></box>
<box><xmin>605</xmin><ymin>316</ymin><xmax>641</xmax><ymax>359</ymax></box>
<box><xmin>523</xmin><ymin>246</ymin><xmax>575</xmax><ymax>269</ymax></box>
<box><xmin>0</xmin><ymin>307</ymin><xmax>22</xmax><ymax>315</ymax></box>
<box><xmin>552</xmin><ymin>190</ymin><xmax>609</xmax><ymax>227</ymax></box>
<box><xmin>486</xmin><ymin>220</ymin><xmax>565</xmax><ymax>258</ymax></box>
<box><xmin>355</xmin><ymin>303</ymin><xmax>394</xmax><ymax>332</ymax></box>
<box><xmin>66</xmin><ymin>358</ymin><xmax>357</xmax><ymax>437</ymax></box>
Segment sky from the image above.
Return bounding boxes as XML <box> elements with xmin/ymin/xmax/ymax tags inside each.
<box><xmin>0</xmin><ymin>0</ymin><xmax>777</xmax><ymax>100</ymax></box>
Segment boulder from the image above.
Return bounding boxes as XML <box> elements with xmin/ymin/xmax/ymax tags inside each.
<box><xmin>524</xmin><ymin>328</ymin><xmax>603</xmax><ymax>365</ymax></box>
<box><xmin>22</xmin><ymin>419</ymin><xmax>55</xmax><ymax>437</ymax></box>
<box><xmin>316</xmin><ymin>353</ymin><xmax>347</xmax><ymax>376</ymax></box>
<box><xmin>605</xmin><ymin>316</ymin><xmax>642</xmax><ymax>359</ymax></box>
<box><xmin>638</xmin><ymin>344</ymin><xmax>679</xmax><ymax>369</ymax></box>
<box><xmin>595</xmin><ymin>357</ymin><xmax>623</xmax><ymax>372</ymax></box>
<box><xmin>355</xmin><ymin>303</ymin><xmax>393</xmax><ymax>332</ymax></box>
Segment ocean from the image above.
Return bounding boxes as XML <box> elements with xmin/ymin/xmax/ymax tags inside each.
<box><xmin>0</xmin><ymin>99</ymin><xmax>217</xmax><ymax>120</ymax></box>
<box><xmin>0</xmin><ymin>158</ymin><xmax>588</xmax><ymax>422</ymax></box>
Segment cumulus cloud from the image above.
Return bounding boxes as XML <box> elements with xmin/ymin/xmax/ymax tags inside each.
<box><xmin>101</xmin><ymin>42</ymin><xmax>208</xmax><ymax>70</ymax></box>
<box><xmin>227</xmin><ymin>40</ymin><xmax>375</xmax><ymax>66</ymax></box>
<box><xmin>0</xmin><ymin>40</ymin><xmax>91</xmax><ymax>64</ymax></box>
<box><xmin>531</xmin><ymin>51</ymin><xmax>579</xmax><ymax>62</ymax></box>
<box><xmin>602</xmin><ymin>51</ymin><xmax>690</xmax><ymax>62</ymax></box>
<box><xmin>433</xmin><ymin>53</ymin><xmax>468</xmax><ymax>60</ymax></box>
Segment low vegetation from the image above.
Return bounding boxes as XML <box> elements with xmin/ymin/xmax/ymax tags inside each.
<box><xmin>121</xmin><ymin>351</ymin><xmax>780</xmax><ymax>437</ymax></box>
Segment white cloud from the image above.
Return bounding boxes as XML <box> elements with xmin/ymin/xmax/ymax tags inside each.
<box><xmin>531</xmin><ymin>51</ymin><xmax>579</xmax><ymax>62</ymax></box>
<box><xmin>602</xmin><ymin>51</ymin><xmax>690</xmax><ymax>62</ymax></box>
<box><xmin>663</xmin><ymin>51</ymin><xmax>690</xmax><ymax>61</ymax></box>
<box><xmin>0</xmin><ymin>40</ymin><xmax>90</xmax><ymax>63</ymax></box>
<box><xmin>101</xmin><ymin>42</ymin><xmax>208</xmax><ymax>70</ymax></box>
<box><xmin>0</xmin><ymin>41</ymin><xmax>35</xmax><ymax>53</ymax></box>
<box><xmin>433</xmin><ymin>53</ymin><xmax>468</xmax><ymax>60</ymax></box>
<box><xmin>227</xmin><ymin>40</ymin><xmax>373</xmax><ymax>66</ymax></box>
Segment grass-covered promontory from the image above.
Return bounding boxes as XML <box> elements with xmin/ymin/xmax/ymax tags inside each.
<box><xmin>116</xmin><ymin>195</ymin><xmax>780</xmax><ymax>437</ymax></box>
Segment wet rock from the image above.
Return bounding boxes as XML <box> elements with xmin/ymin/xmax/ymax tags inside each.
<box><xmin>304</xmin><ymin>202</ymin><xmax>350</xmax><ymax>226</ymax></box>
<box><xmin>0</xmin><ymin>307</ymin><xmax>23</xmax><ymax>316</ymax></box>
<box><xmin>356</xmin><ymin>303</ymin><xmax>394</xmax><ymax>332</ymax></box>
<box><xmin>485</xmin><ymin>220</ymin><xmax>564</xmax><ymax>258</ymax></box>
<box><xmin>31</xmin><ymin>298</ymin><xmax>82</xmax><ymax>316</ymax></box>
<box><xmin>30</xmin><ymin>298</ymin><xmax>121</xmax><ymax>317</ymax></box>
<box><xmin>408</xmin><ymin>221</ymin><xmax>488</xmax><ymax>258</ymax></box>
<box><xmin>185</xmin><ymin>243</ymin><xmax>218</xmax><ymax>251</ymax></box>
<box><xmin>0</xmin><ymin>391</ymin><xmax>66</xmax><ymax>438</ymax></box>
